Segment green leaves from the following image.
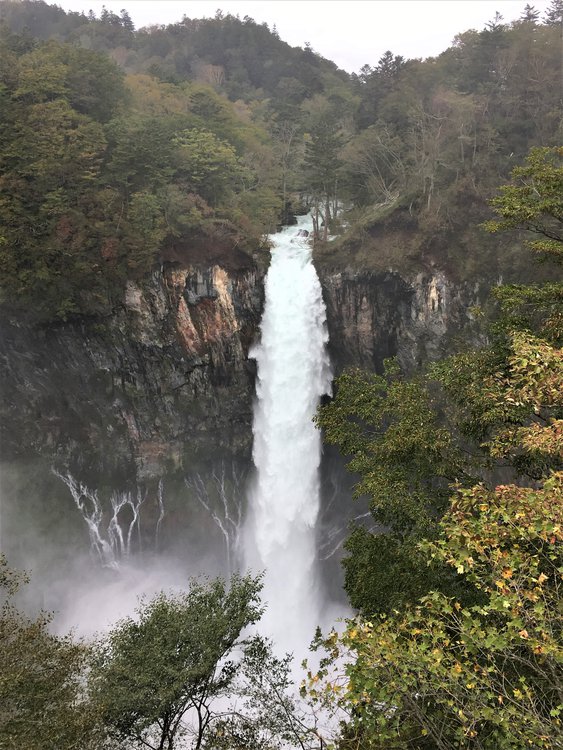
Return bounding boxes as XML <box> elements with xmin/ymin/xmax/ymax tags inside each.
<box><xmin>173</xmin><ymin>128</ymin><xmax>244</xmax><ymax>205</ymax></box>
<box><xmin>309</xmin><ymin>462</ymin><xmax>563</xmax><ymax>749</ymax></box>
<box><xmin>0</xmin><ymin>556</ymin><xmax>100</xmax><ymax>750</ymax></box>
<box><xmin>0</xmin><ymin>34</ymin><xmax>282</xmax><ymax>322</ymax></box>
<box><xmin>312</xmin><ymin>143</ymin><xmax>563</xmax><ymax>748</ymax></box>
<box><xmin>13</xmin><ymin>40</ymin><xmax>125</xmax><ymax>121</ymax></box>
<box><xmin>316</xmin><ymin>363</ymin><xmax>475</xmax><ymax>614</ymax></box>
<box><xmin>485</xmin><ymin>146</ymin><xmax>563</xmax><ymax>265</ymax></box>
<box><xmin>90</xmin><ymin>574</ymin><xmax>265</xmax><ymax>750</ymax></box>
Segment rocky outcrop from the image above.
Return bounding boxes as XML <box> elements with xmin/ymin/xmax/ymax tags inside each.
<box><xmin>0</xmin><ymin>261</ymin><xmax>264</xmax><ymax>484</ymax></box>
<box><xmin>319</xmin><ymin>268</ymin><xmax>486</xmax><ymax>375</ymax></box>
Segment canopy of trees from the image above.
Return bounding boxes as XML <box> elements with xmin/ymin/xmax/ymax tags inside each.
<box><xmin>1</xmin><ymin>0</ymin><xmax>562</xmax><ymax>321</ymax></box>
<box><xmin>1</xmin><ymin>568</ymin><xmax>327</xmax><ymax>750</ymax></box>
<box><xmin>0</xmin><ymin>24</ymin><xmax>283</xmax><ymax>321</ymax></box>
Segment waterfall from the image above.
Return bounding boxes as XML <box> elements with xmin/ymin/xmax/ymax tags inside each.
<box><xmin>185</xmin><ymin>460</ymin><xmax>247</xmax><ymax>575</ymax></box>
<box><xmin>244</xmin><ymin>214</ymin><xmax>332</xmax><ymax>656</ymax></box>
<box><xmin>54</xmin><ymin>470</ymin><xmax>146</xmax><ymax>568</ymax></box>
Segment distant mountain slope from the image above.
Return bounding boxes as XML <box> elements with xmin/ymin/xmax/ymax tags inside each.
<box><xmin>0</xmin><ymin>0</ymin><xmax>348</xmax><ymax>103</ymax></box>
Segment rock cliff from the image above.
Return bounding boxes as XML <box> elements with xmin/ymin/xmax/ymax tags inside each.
<box><xmin>0</xmin><ymin>254</ymin><xmax>489</xmax><ymax>485</ymax></box>
<box><xmin>0</xmin><ymin>244</ymin><xmax>491</xmax><ymax>573</ymax></box>
<box><xmin>0</xmin><ymin>260</ymin><xmax>264</xmax><ymax>485</ymax></box>
<box><xmin>319</xmin><ymin>268</ymin><xmax>486</xmax><ymax>376</ymax></box>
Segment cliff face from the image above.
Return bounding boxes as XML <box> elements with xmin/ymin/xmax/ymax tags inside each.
<box><xmin>0</xmin><ymin>258</ymin><xmax>487</xmax><ymax>485</ymax></box>
<box><xmin>0</xmin><ymin>247</ymin><xmax>490</xmax><ymax>576</ymax></box>
<box><xmin>0</xmin><ymin>261</ymin><xmax>264</xmax><ymax>484</ymax></box>
<box><xmin>319</xmin><ymin>268</ymin><xmax>486</xmax><ymax>375</ymax></box>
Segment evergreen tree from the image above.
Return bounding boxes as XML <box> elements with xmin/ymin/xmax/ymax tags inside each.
<box><xmin>544</xmin><ymin>0</ymin><xmax>563</xmax><ymax>24</ymax></box>
<box><xmin>304</xmin><ymin>118</ymin><xmax>344</xmax><ymax>237</ymax></box>
<box><xmin>119</xmin><ymin>8</ymin><xmax>134</xmax><ymax>31</ymax></box>
<box><xmin>520</xmin><ymin>3</ymin><xmax>540</xmax><ymax>22</ymax></box>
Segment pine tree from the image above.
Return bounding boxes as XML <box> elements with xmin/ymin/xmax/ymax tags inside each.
<box><xmin>119</xmin><ymin>8</ymin><xmax>134</xmax><ymax>31</ymax></box>
<box><xmin>520</xmin><ymin>3</ymin><xmax>540</xmax><ymax>22</ymax></box>
<box><xmin>544</xmin><ymin>0</ymin><xmax>563</xmax><ymax>24</ymax></box>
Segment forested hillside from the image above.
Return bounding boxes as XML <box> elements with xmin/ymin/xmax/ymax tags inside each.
<box><xmin>0</xmin><ymin>20</ymin><xmax>283</xmax><ymax>320</ymax></box>
<box><xmin>0</xmin><ymin>0</ymin><xmax>562</xmax><ymax>321</ymax></box>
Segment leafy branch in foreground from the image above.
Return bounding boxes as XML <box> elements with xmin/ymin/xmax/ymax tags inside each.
<box><xmin>89</xmin><ymin>574</ymin><xmax>330</xmax><ymax>750</ymax></box>
<box><xmin>90</xmin><ymin>574</ymin><xmax>264</xmax><ymax>750</ymax></box>
<box><xmin>484</xmin><ymin>146</ymin><xmax>563</xmax><ymax>264</ymax></box>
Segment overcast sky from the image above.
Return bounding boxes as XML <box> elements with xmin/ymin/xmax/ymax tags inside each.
<box><xmin>54</xmin><ymin>0</ymin><xmax>552</xmax><ymax>73</ymax></box>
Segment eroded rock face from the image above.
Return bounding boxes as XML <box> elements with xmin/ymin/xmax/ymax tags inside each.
<box><xmin>0</xmin><ymin>246</ymin><xmax>493</xmax><ymax>582</ymax></box>
<box><xmin>0</xmin><ymin>255</ymin><xmax>487</xmax><ymax>487</ymax></box>
<box><xmin>319</xmin><ymin>268</ymin><xmax>486</xmax><ymax>375</ymax></box>
<box><xmin>0</xmin><ymin>262</ymin><xmax>264</xmax><ymax>483</ymax></box>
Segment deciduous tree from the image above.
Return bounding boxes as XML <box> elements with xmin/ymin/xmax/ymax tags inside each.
<box><xmin>0</xmin><ymin>556</ymin><xmax>99</xmax><ymax>749</ymax></box>
<box><xmin>90</xmin><ymin>574</ymin><xmax>266</xmax><ymax>750</ymax></box>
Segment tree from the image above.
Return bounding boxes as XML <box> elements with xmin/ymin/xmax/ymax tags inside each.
<box><xmin>208</xmin><ymin>635</ymin><xmax>328</xmax><ymax>750</ymax></box>
<box><xmin>13</xmin><ymin>40</ymin><xmax>125</xmax><ymax>122</ymax></box>
<box><xmin>119</xmin><ymin>8</ymin><xmax>135</xmax><ymax>32</ymax></box>
<box><xmin>544</xmin><ymin>0</ymin><xmax>563</xmax><ymax>25</ymax></box>
<box><xmin>484</xmin><ymin>146</ymin><xmax>563</xmax><ymax>265</ymax></box>
<box><xmin>173</xmin><ymin>127</ymin><xmax>243</xmax><ymax>206</ymax></box>
<box><xmin>310</xmin><ymin>332</ymin><xmax>563</xmax><ymax>749</ymax></box>
<box><xmin>316</xmin><ymin>146</ymin><xmax>563</xmax><ymax>617</ymax></box>
<box><xmin>309</xmin><ymin>147</ymin><xmax>563</xmax><ymax>748</ymax></box>
<box><xmin>520</xmin><ymin>3</ymin><xmax>540</xmax><ymax>22</ymax></box>
<box><xmin>341</xmin><ymin>123</ymin><xmax>407</xmax><ymax>206</ymax></box>
<box><xmin>304</xmin><ymin>116</ymin><xmax>344</xmax><ymax>239</ymax></box>
<box><xmin>353</xmin><ymin>52</ymin><xmax>405</xmax><ymax>130</ymax></box>
<box><xmin>310</xmin><ymin>435</ymin><xmax>562</xmax><ymax>748</ymax></box>
<box><xmin>270</xmin><ymin>115</ymin><xmax>304</xmax><ymax>222</ymax></box>
<box><xmin>485</xmin><ymin>11</ymin><xmax>505</xmax><ymax>32</ymax></box>
<box><xmin>0</xmin><ymin>555</ymin><xmax>99</xmax><ymax>749</ymax></box>
<box><xmin>90</xmin><ymin>574</ymin><xmax>266</xmax><ymax>750</ymax></box>
<box><xmin>315</xmin><ymin>363</ymin><xmax>475</xmax><ymax>616</ymax></box>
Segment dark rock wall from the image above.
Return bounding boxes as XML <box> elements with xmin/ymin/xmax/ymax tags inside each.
<box><xmin>0</xmin><ymin>255</ymin><xmax>488</xmax><ymax>487</ymax></box>
<box><xmin>0</xmin><ymin>247</ymin><xmax>493</xmax><ymax>579</ymax></box>
<box><xmin>0</xmin><ymin>263</ymin><xmax>264</xmax><ymax>484</ymax></box>
<box><xmin>319</xmin><ymin>268</ymin><xmax>486</xmax><ymax>376</ymax></box>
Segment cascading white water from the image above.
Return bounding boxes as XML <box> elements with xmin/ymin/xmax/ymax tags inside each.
<box><xmin>244</xmin><ymin>214</ymin><xmax>332</xmax><ymax>656</ymax></box>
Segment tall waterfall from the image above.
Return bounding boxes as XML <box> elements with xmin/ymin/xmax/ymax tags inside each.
<box><xmin>244</xmin><ymin>215</ymin><xmax>332</xmax><ymax>655</ymax></box>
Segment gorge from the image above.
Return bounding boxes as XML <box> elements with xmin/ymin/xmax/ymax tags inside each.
<box><xmin>0</xmin><ymin>215</ymin><xmax>489</xmax><ymax>639</ymax></box>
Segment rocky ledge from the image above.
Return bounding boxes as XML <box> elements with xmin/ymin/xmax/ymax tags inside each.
<box><xmin>319</xmin><ymin>268</ymin><xmax>487</xmax><ymax>375</ymax></box>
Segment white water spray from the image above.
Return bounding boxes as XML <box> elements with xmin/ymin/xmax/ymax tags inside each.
<box><xmin>245</xmin><ymin>215</ymin><xmax>332</xmax><ymax>656</ymax></box>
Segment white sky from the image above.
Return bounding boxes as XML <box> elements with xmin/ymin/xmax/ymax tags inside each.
<box><xmin>54</xmin><ymin>0</ymin><xmax>553</xmax><ymax>73</ymax></box>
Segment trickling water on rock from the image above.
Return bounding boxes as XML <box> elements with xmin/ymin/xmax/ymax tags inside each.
<box><xmin>244</xmin><ymin>215</ymin><xmax>332</xmax><ymax>656</ymax></box>
<box><xmin>54</xmin><ymin>470</ymin><xmax>146</xmax><ymax>568</ymax></box>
